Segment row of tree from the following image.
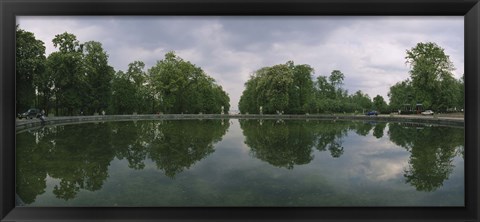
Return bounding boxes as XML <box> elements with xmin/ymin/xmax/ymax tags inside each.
<box><xmin>239</xmin><ymin>42</ymin><xmax>463</xmax><ymax>114</ymax></box>
<box><xmin>16</xmin><ymin>27</ymin><xmax>230</xmax><ymax>116</ymax></box>
<box><xmin>238</xmin><ymin>63</ymin><xmax>389</xmax><ymax>114</ymax></box>
<box><xmin>111</xmin><ymin>52</ymin><xmax>230</xmax><ymax>115</ymax></box>
<box><xmin>17</xmin><ymin>25</ymin><xmax>463</xmax><ymax>116</ymax></box>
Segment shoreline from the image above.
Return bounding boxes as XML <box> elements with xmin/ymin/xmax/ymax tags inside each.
<box><xmin>15</xmin><ymin>114</ymin><xmax>464</xmax><ymax>132</ymax></box>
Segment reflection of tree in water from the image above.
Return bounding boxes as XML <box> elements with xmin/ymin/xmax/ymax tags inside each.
<box><xmin>111</xmin><ymin>121</ymin><xmax>148</xmax><ymax>170</ymax></box>
<box><xmin>388</xmin><ymin>123</ymin><xmax>464</xmax><ymax>192</ymax></box>
<box><xmin>16</xmin><ymin>129</ymin><xmax>48</xmax><ymax>204</ymax></box>
<box><xmin>373</xmin><ymin>123</ymin><xmax>387</xmax><ymax>139</ymax></box>
<box><xmin>239</xmin><ymin>120</ymin><xmax>371</xmax><ymax>168</ymax></box>
<box><xmin>48</xmin><ymin>123</ymin><xmax>114</xmax><ymax>200</ymax></box>
<box><xmin>240</xmin><ymin>119</ymin><xmax>315</xmax><ymax>169</ymax></box>
<box><xmin>352</xmin><ymin>121</ymin><xmax>375</xmax><ymax>136</ymax></box>
<box><xmin>314</xmin><ymin>121</ymin><xmax>353</xmax><ymax>158</ymax></box>
<box><xmin>16</xmin><ymin>119</ymin><xmax>230</xmax><ymax>203</ymax></box>
<box><xmin>16</xmin><ymin>123</ymin><xmax>114</xmax><ymax>202</ymax></box>
<box><xmin>146</xmin><ymin>119</ymin><xmax>229</xmax><ymax>178</ymax></box>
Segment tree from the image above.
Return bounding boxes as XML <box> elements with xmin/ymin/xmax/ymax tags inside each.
<box><xmin>388</xmin><ymin>80</ymin><xmax>415</xmax><ymax>112</ymax></box>
<box><xmin>126</xmin><ymin>61</ymin><xmax>147</xmax><ymax>86</ymax></box>
<box><xmin>456</xmin><ymin>74</ymin><xmax>464</xmax><ymax>111</ymax></box>
<box><xmin>329</xmin><ymin>70</ymin><xmax>345</xmax><ymax>97</ymax></box>
<box><xmin>313</xmin><ymin>70</ymin><xmax>351</xmax><ymax>113</ymax></box>
<box><xmin>149</xmin><ymin>52</ymin><xmax>230</xmax><ymax>114</ymax></box>
<box><xmin>47</xmin><ymin>32</ymin><xmax>85</xmax><ymax>116</ymax></box>
<box><xmin>16</xmin><ymin>26</ymin><xmax>46</xmax><ymax>113</ymax></box>
<box><xmin>82</xmin><ymin>41</ymin><xmax>115</xmax><ymax>114</ymax></box>
<box><xmin>286</xmin><ymin>61</ymin><xmax>315</xmax><ymax>114</ymax></box>
<box><xmin>372</xmin><ymin>95</ymin><xmax>388</xmax><ymax>113</ymax></box>
<box><xmin>239</xmin><ymin>75</ymin><xmax>260</xmax><ymax>114</ymax></box>
<box><xmin>405</xmin><ymin>42</ymin><xmax>456</xmax><ymax>111</ymax></box>
<box><xmin>239</xmin><ymin>61</ymin><xmax>315</xmax><ymax>114</ymax></box>
<box><xmin>349</xmin><ymin>90</ymin><xmax>372</xmax><ymax>113</ymax></box>
<box><xmin>125</xmin><ymin>61</ymin><xmax>149</xmax><ymax>113</ymax></box>
<box><xmin>256</xmin><ymin>64</ymin><xmax>294</xmax><ymax>113</ymax></box>
<box><xmin>110</xmin><ymin>71</ymin><xmax>139</xmax><ymax>114</ymax></box>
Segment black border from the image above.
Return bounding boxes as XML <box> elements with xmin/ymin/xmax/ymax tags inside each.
<box><xmin>1</xmin><ymin>0</ymin><xmax>479</xmax><ymax>221</ymax></box>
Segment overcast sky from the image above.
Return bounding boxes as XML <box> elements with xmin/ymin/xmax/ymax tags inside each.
<box><xmin>17</xmin><ymin>16</ymin><xmax>464</xmax><ymax>111</ymax></box>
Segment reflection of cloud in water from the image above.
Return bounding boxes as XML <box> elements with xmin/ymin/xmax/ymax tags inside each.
<box><xmin>359</xmin><ymin>157</ymin><xmax>407</xmax><ymax>182</ymax></box>
<box><xmin>215</xmin><ymin>120</ymin><xmax>251</xmax><ymax>154</ymax></box>
<box><xmin>45</xmin><ymin>174</ymin><xmax>61</xmax><ymax>189</ymax></box>
<box><xmin>343</xmin><ymin>132</ymin><xmax>410</xmax><ymax>183</ymax></box>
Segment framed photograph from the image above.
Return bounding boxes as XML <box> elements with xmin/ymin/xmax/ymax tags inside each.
<box><xmin>1</xmin><ymin>0</ymin><xmax>479</xmax><ymax>221</ymax></box>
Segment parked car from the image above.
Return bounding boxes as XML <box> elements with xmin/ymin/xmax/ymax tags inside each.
<box><xmin>18</xmin><ymin>108</ymin><xmax>41</xmax><ymax>119</ymax></box>
<box><xmin>366</xmin><ymin>110</ymin><xmax>378</xmax><ymax>116</ymax></box>
<box><xmin>421</xmin><ymin>110</ymin><xmax>434</xmax><ymax>115</ymax></box>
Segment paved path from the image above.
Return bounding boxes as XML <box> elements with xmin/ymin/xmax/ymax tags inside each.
<box><xmin>377</xmin><ymin>114</ymin><xmax>463</xmax><ymax>121</ymax></box>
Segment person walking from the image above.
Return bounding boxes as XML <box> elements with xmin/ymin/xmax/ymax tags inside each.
<box><xmin>39</xmin><ymin>109</ymin><xmax>46</xmax><ymax>125</ymax></box>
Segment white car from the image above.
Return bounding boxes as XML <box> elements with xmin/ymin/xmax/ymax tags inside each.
<box><xmin>421</xmin><ymin>110</ymin><xmax>434</xmax><ymax>115</ymax></box>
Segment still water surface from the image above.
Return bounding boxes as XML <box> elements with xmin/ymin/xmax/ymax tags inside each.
<box><xmin>16</xmin><ymin>119</ymin><xmax>464</xmax><ymax>206</ymax></box>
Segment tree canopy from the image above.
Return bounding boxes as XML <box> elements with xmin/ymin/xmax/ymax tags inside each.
<box><xmin>16</xmin><ymin>26</ymin><xmax>46</xmax><ymax>113</ymax></box>
<box><xmin>389</xmin><ymin>42</ymin><xmax>463</xmax><ymax>112</ymax></box>
<box><xmin>16</xmin><ymin>27</ymin><xmax>464</xmax><ymax>116</ymax></box>
<box><xmin>16</xmin><ymin>28</ymin><xmax>230</xmax><ymax>116</ymax></box>
<box><xmin>239</xmin><ymin>61</ymin><xmax>316</xmax><ymax>114</ymax></box>
<box><xmin>149</xmin><ymin>52</ymin><xmax>230</xmax><ymax>114</ymax></box>
<box><xmin>239</xmin><ymin>63</ymin><xmax>376</xmax><ymax>114</ymax></box>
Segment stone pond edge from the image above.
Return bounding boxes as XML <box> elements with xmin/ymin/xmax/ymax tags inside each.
<box><xmin>15</xmin><ymin>114</ymin><xmax>464</xmax><ymax>132</ymax></box>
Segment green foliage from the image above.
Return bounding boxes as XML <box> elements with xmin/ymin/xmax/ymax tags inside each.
<box><xmin>110</xmin><ymin>71</ymin><xmax>139</xmax><ymax>114</ymax></box>
<box><xmin>239</xmin><ymin>61</ymin><xmax>314</xmax><ymax>114</ymax></box>
<box><xmin>16</xmin><ymin>26</ymin><xmax>46</xmax><ymax>113</ymax></box>
<box><xmin>18</xmin><ymin>28</ymin><xmax>464</xmax><ymax>117</ymax></box>
<box><xmin>328</xmin><ymin>70</ymin><xmax>345</xmax><ymax>91</ymax></box>
<box><xmin>388</xmin><ymin>42</ymin><xmax>463</xmax><ymax>113</ymax></box>
<box><xmin>238</xmin><ymin>75</ymin><xmax>259</xmax><ymax>114</ymax></box>
<box><xmin>239</xmin><ymin>62</ymin><xmax>379</xmax><ymax>115</ymax></box>
<box><xmin>372</xmin><ymin>95</ymin><xmax>388</xmax><ymax>113</ymax></box>
<box><xmin>149</xmin><ymin>52</ymin><xmax>230</xmax><ymax>114</ymax></box>
<box><xmin>52</xmin><ymin>32</ymin><xmax>81</xmax><ymax>53</ymax></box>
<box><xmin>109</xmin><ymin>61</ymin><xmax>152</xmax><ymax>114</ymax></box>
<box><xmin>404</xmin><ymin>42</ymin><xmax>461</xmax><ymax>112</ymax></box>
<box><xmin>288</xmin><ymin>63</ymin><xmax>316</xmax><ymax>113</ymax></box>
<box><xmin>46</xmin><ymin>34</ymin><xmax>85</xmax><ymax>116</ymax></box>
<box><xmin>82</xmin><ymin>41</ymin><xmax>115</xmax><ymax>114</ymax></box>
<box><xmin>349</xmin><ymin>90</ymin><xmax>373</xmax><ymax>113</ymax></box>
<box><xmin>456</xmin><ymin>74</ymin><xmax>464</xmax><ymax>110</ymax></box>
<box><xmin>388</xmin><ymin>80</ymin><xmax>415</xmax><ymax>112</ymax></box>
<box><xmin>314</xmin><ymin>70</ymin><xmax>369</xmax><ymax>114</ymax></box>
<box><xmin>18</xmin><ymin>28</ymin><xmax>230</xmax><ymax>116</ymax></box>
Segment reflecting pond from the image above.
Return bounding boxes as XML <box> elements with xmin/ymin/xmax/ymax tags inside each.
<box><xmin>16</xmin><ymin>119</ymin><xmax>464</xmax><ymax>206</ymax></box>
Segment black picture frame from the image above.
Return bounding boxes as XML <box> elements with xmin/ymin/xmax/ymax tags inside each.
<box><xmin>1</xmin><ymin>0</ymin><xmax>479</xmax><ymax>221</ymax></box>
